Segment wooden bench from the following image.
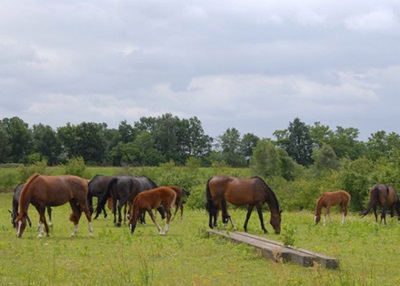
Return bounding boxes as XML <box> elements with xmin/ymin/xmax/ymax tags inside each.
<box><xmin>208</xmin><ymin>230</ymin><xmax>339</xmax><ymax>269</ymax></box>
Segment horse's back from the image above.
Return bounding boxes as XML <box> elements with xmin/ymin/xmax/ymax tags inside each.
<box><xmin>28</xmin><ymin>175</ymin><xmax>88</xmax><ymax>206</ymax></box>
<box><xmin>209</xmin><ymin>176</ymin><xmax>261</xmax><ymax>206</ymax></box>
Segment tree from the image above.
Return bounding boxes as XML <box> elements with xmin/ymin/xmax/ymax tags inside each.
<box><xmin>217</xmin><ymin>128</ymin><xmax>246</xmax><ymax>167</ymax></box>
<box><xmin>274</xmin><ymin>118</ymin><xmax>314</xmax><ymax>166</ymax></box>
<box><xmin>0</xmin><ymin>124</ymin><xmax>11</xmax><ymax>163</ymax></box>
<box><xmin>328</xmin><ymin>126</ymin><xmax>365</xmax><ymax>160</ymax></box>
<box><xmin>241</xmin><ymin>133</ymin><xmax>260</xmax><ymax>165</ymax></box>
<box><xmin>0</xmin><ymin>117</ymin><xmax>33</xmax><ymax>163</ymax></box>
<box><xmin>251</xmin><ymin>138</ymin><xmax>298</xmax><ymax>180</ymax></box>
<box><xmin>311</xmin><ymin>143</ymin><xmax>339</xmax><ymax>176</ymax></box>
<box><xmin>57</xmin><ymin>122</ymin><xmax>108</xmax><ymax>164</ymax></box>
<box><xmin>32</xmin><ymin>124</ymin><xmax>62</xmax><ymax>165</ymax></box>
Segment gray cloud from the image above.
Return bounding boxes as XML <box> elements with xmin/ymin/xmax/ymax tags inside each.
<box><xmin>1</xmin><ymin>0</ymin><xmax>399</xmax><ymax>141</ymax></box>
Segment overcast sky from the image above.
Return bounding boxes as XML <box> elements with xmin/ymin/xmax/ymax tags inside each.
<box><xmin>1</xmin><ymin>1</ymin><xmax>399</xmax><ymax>141</ymax></box>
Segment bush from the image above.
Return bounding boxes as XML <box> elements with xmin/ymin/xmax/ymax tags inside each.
<box><xmin>64</xmin><ymin>156</ymin><xmax>89</xmax><ymax>178</ymax></box>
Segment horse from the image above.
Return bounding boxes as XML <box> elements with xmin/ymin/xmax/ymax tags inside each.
<box><xmin>129</xmin><ymin>186</ymin><xmax>177</xmax><ymax>235</ymax></box>
<box><xmin>14</xmin><ymin>173</ymin><xmax>93</xmax><ymax>238</ymax></box>
<box><xmin>314</xmin><ymin>190</ymin><xmax>351</xmax><ymax>225</ymax></box>
<box><xmin>95</xmin><ymin>175</ymin><xmax>165</xmax><ymax>227</ymax></box>
<box><xmin>206</xmin><ymin>175</ymin><xmax>282</xmax><ymax>234</ymax></box>
<box><xmin>10</xmin><ymin>183</ymin><xmax>52</xmax><ymax>228</ymax></box>
<box><xmin>168</xmin><ymin>186</ymin><xmax>190</xmax><ymax>221</ymax></box>
<box><xmin>361</xmin><ymin>184</ymin><xmax>400</xmax><ymax>224</ymax></box>
<box><xmin>88</xmin><ymin>174</ymin><xmax>114</xmax><ymax>219</ymax></box>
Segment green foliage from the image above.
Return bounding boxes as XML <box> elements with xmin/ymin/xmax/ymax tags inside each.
<box><xmin>282</xmin><ymin>223</ymin><xmax>297</xmax><ymax>247</ymax></box>
<box><xmin>64</xmin><ymin>156</ymin><xmax>88</xmax><ymax>178</ymax></box>
<box><xmin>18</xmin><ymin>159</ymin><xmax>48</xmax><ymax>183</ymax></box>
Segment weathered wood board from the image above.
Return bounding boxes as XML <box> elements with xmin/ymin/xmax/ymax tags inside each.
<box><xmin>208</xmin><ymin>230</ymin><xmax>339</xmax><ymax>269</ymax></box>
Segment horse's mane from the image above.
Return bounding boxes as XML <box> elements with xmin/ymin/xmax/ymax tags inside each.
<box><xmin>137</xmin><ymin>175</ymin><xmax>158</xmax><ymax>189</ymax></box>
<box><xmin>88</xmin><ymin>174</ymin><xmax>103</xmax><ymax>190</ymax></box>
<box><xmin>252</xmin><ymin>176</ymin><xmax>281</xmax><ymax>211</ymax></box>
<box><xmin>18</xmin><ymin>173</ymin><xmax>41</xmax><ymax>216</ymax></box>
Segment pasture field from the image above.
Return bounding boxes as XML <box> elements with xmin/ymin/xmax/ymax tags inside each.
<box><xmin>1</xmin><ymin>192</ymin><xmax>400</xmax><ymax>286</ymax></box>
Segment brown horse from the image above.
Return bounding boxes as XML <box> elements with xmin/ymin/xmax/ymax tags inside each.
<box><xmin>314</xmin><ymin>190</ymin><xmax>351</xmax><ymax>225</ymax></box>
<box><xmin>168</xmin><ymin>186</ymin><xmax>190</xmax><ymax>221</ymax></box>
<box><xmin>361</xmin><ymin>184</ymin><xmax>400</xmax><ymax>224</ymax></box>
<box><xmin>206</xmin><ymin>175</ymin><xmax>282</xmax><ymax>234</ymax></box>
<box><xmin>129</xmin><ymin>186</ymin><xmax>177</xmax><ymax>235</ymax></box>
<box><xmin>15</xmin><ymin>173</ymin><xmax>93</xmax><ymax>238</ymax></box>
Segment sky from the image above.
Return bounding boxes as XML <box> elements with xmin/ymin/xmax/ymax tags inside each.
<box><xmin>1</xmin><ymin>0</ymin><xmax>400</xmax><ymax>141</ymax></box>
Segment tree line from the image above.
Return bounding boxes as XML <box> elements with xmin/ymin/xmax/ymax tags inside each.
<box><xmin>1</xmin><ymin>114</ymin><xmax>399</xmax><ymax>168</ymax></box>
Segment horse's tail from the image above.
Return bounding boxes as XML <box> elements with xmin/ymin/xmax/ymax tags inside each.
<box><xmin>205</xmin><ymin>177</ymin><xmax>214</xmax><ymax>214</ymax></box>
<box><xmin>87</xmin><ymin>175</ymin><xmax>99</xmax><ymax>214</ymax></box>
<box><xmin>95</xmin><ymin>177</ymin><xmax>116</xmax><ymax>217</ymax></box>
<box><xmin>361</xmin><ymin>185</ymin><xmax>381</xmax><ymax>217</ymax></box>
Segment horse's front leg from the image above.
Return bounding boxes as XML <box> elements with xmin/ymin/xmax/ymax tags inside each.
<box><xmin>147</xmin><ymin>210</ymin><xmax>162</xmax><ymax>234</ymax></box>
<box><xmin>244</xmin><ymin>205</ymin><xmax>254</xmax><ymax>232</ymax></box>
<box><xmin>38</xmin><ymin>207</ymin><xmax>49</xmax><ymax>238</ymax></box>
<box><xmin>255</xmin><ymin>204</ymin><xmax>268</xmax><ymax>234</ymax></box>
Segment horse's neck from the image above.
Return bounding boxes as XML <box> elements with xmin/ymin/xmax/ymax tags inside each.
<box><xmin>265</xmin><ymin>189</ymin><xmax>280</xmax><ymax>214</ymax></box>
<box><xmin>315</xmin><ymin>197</ymin><xmax>324</xmax><ymax>215</ymax></box>
<box><xmin>18</xmin><ymin>188</ymin><xmax>32</xmax><ymax>216</ymax></box>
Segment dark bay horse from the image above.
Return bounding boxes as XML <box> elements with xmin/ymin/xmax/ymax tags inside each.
<box><xmin>95</xmin><ymin>175</ymin><xmax>165</xmax><ymax>227</ymax></box>
<box><xmin>129</xmin><ymin>186</ymin><xmax>177</xmax><ymax>235</ymax></box>
<box><xmin>88</xmin><ymin>174</ymin><xmax>114</xmax><ymax>219</ymax></box>
<box><xmin>361</xmin><ymin>184</ymin><xmax>400</xmax><ymax>224</ymax></box>
<box><xmin>206</xmin><ymin>175</ymin><xmax>282</xmax><ymax>234</ymax></box>
<box><xmin>10</xmin><ymin>183</ymin><xmax>52</xmax><ymax>228</ymax></box>
<box><xmin>314</xmin><ymin>190</ymin><xmax>351</xmax><ymax>225</ymax></box>
<box><xmin>15</xmin><ymin>173</ymin><xmax>93</xmax><ymax>238</ymax></box>
<box><xmin>168</xmin><ymin>186</ymin><xmax>190</xmax><ymax>221</ymax></box>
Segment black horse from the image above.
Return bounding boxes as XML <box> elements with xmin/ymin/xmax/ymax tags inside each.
<box><xmin>10</xmin><ymin>183</ymin><xmax>52</xmax><ymax>228</ymax></box>
<box><xmin>88</xmin><ymin>175</ymin><xmax>114</xmax><ymax>219</ymax></box>
<box><xmin>95</xmin><ymin>175</ymin><xmax>165</xmax><ymax>227</ymax></box>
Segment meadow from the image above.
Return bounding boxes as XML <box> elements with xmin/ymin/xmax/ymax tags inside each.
<box><xmin>1</xmin><ymin>190</ymin><xmax>400</xmax><ymax>286</ymax></box>
<box><xmin>1</xmin><ymin>165</ymin><xmax>400</xmax><ymax>285</ymax></box>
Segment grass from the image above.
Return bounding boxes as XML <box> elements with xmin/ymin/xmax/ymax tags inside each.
<box><xmin>1</xmin><ymin>193</ymin><xmax>400</xmax><ymax>285</ymax></box>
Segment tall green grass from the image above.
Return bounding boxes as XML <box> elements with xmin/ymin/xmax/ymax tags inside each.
<box><xmin>1</xmin><ymin>193</ymin><xmax>400</xmax><ymax>285</ymax></box>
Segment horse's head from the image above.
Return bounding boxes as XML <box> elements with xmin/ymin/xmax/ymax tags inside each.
<box><xmin>270</xmin><ymin>210</ymin><xmax>282</xmax><ymax>234</ymax></box>
<box><xmin>15</xmin><ymin>214</ymin><xmax>27</xmax><ymax>238</ymax></box>
<box><xmin>314</xmin><ymin>214</ymin><xmax>321</xmax><ymax>225</ymax></box>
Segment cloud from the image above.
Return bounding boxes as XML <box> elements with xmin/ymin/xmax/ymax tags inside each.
<box><xmin>345</xmin><ymin>8</ymin><xmax>400</xmax><ymax>32</ymax></box>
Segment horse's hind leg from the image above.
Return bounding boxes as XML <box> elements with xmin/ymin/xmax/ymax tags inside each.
<box><xmin>69</xmin><ymin>200</ymin><xmax>83</xmax><ymax>237</ymax></box>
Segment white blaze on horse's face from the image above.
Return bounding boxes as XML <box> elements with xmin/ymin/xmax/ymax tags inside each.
<box><xmin>17</xmin><ymin>220</ymin><xmax>25</xmax><ymax>238</ymax></box>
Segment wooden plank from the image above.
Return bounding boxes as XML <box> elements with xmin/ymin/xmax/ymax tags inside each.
<box><xmin>207</xmin><ymin>230</ymin><xmax>339</xmax><ymax>269</ymax></box>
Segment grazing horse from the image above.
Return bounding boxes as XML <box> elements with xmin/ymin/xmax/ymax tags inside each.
<box><xmin>10</xmin><ymin>183</ymin><xmax>52</xmax><ymax>228</ymax></box>
<box><xmin>95</xmin><ymin>175</ymin><xmax>165</xmax><ymax>227</ymax></box>
<box><xmin>361</xmin><ymin>184</ymin><xmax>400</xmax><ymax>224</ymax></box>
<box><xmin>314</xmin><ymin>190</ymin><xmax>351</xmax><ymax>225</ymax></box>
<box><xmin>88</xmin><ymin>174</ymin><xmax>114</xmax><ymax>219</ymax></box>
<box><xmin>15</xmin><ymin>173</ymin><xmax>93</xmax><ymax>238</ymax></box>
<box><xmin>129</xmin><ymin>186</ymin><xmax>177</xmax><ymax>235</ymax></box>
<box><xmin>168</xmin><ymin>186</ymin><xmax>191</xmax><ymax>221</ymax></box>
<box><xmin>206</xmin><ymin>175</ymin><xmax>282</xmax><ymax>234</ymax></box>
